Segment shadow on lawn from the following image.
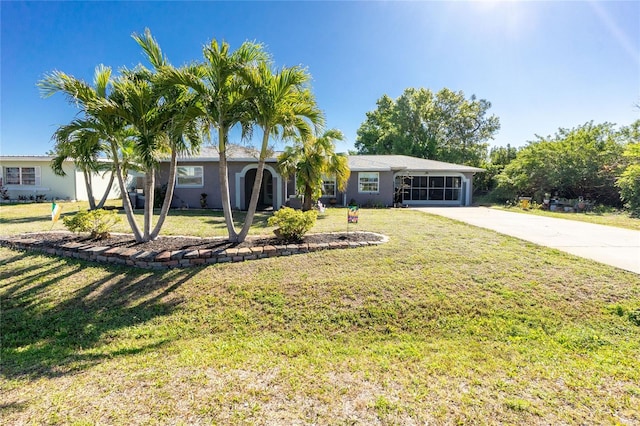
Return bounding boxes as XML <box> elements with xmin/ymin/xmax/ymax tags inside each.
<box><xmin>0</xmin><ymin>253</ymin><xmax>199</xmax><ymax>379</ymax></box>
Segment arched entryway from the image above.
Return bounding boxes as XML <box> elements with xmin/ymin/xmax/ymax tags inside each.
<box><xmin>244</xmin><ymin>168</ymin><xmax>274</xmax><ymax>210</ymax></box>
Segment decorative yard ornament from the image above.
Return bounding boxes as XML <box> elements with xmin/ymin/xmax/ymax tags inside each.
<box><xmin>51</xmin><ymin>202</ymin><xmax>62</xmax><ymax>223</ymax></box>
<box><xmin>348</xmin><ymin>206</ymin><xmax>359</xmax><ymax>224</ymax></box>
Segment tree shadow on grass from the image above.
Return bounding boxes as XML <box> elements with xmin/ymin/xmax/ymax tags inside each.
<box><xmin>197</xmin><ymin>211</ymin><xmax>272</xmax><ymax>230</ymax></box>
<box><xmin>1</xmin><ymin>253</ymin><xmax>199</xmax><ymax>380</ymax></box>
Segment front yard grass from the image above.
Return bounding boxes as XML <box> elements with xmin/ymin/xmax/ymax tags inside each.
<box><xmin>1</xmin><ymin>203</ymin><xmax>639</xmax><ymax>424</ymax></box>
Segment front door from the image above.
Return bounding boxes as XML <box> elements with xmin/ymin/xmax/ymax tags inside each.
<box><xmin>244</xmin><ymin>169</ymin><xmax>274</xmax><ymax>210</ymax></box>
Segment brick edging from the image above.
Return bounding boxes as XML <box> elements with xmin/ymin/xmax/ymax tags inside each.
<box><xmin>0</xmin><ymin>232</ymin><xmax>389</xmax><ymax>270</ymax></box>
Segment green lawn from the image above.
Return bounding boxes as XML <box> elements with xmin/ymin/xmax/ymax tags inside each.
<box><xmin>1</xmin><ymin>202</ymin><xmax>639</xmax><ymax>424</ymax></box>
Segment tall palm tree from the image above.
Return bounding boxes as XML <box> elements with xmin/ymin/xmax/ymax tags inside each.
<box><xmin>159</xmin><ymin>39</ymin><xmax>268</xmax><ymax>242</ymax></box>
<box><xmin>85</xmin><ymin>30</ymin><xmax>204</xmax><ymax>242</ymax></box>
<box><xmin>236</xmin><ymin>62</ymin><xmax>323</xmax><ymax>241</ymax></box>
<box><xmin>131</xmin><ymin>29</ymin><xmax>205</xmax><ymax>240</ymax></box>
<box><xmin>40</xmin><ymin>65</ymin><xmax>146</xmax><ymax>238</ymax></box>
<box><xmin>277</xmin><ymin>129</ymin><xmax>350</xmax><ymax>211</ymax></box>
<box><xmin>40</xmin><ymin>65</ymin><xmax>119</xmax><ymax>210</ymax></box>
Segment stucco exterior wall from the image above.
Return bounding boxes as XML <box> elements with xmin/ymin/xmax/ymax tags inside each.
<box><xmin>159</xmin><ymin>160</ymin><xmax>286</xmax><ymax>210</ymax></box>
<box><xmin>1</xmin><ymin>157</ymin><xmax>126</xmax><ymax>202</ymax></box>
<box><xmin>1</xmin><ymin>159</ymin><xmax>74</xmax><ymax>201</ymax></box>
<box><xmin>340</xmin><ymin>170</ymin><xmax>395</xmax><ymax>207</ymax></box>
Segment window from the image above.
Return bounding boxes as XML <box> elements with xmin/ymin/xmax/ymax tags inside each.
<box><xmin>5</xmin><ymin>168</ymin><xmax>20</xmax><ymax>185</ymax></box>
<box><xmin>321</xmin><ymin>177</ymin><xmax>336</xmax><ymax>197</ymax></box>
<box><xmin>4</xmin><ymin>166</ymin><xmax>40</xmax><ymax>186</ymax></box>
<box><xmin>358</xmin><ymin>172</ymin><xmax>379</xmax><ymax>193</ymax></box>
<box><xmin>176</xmin><ymin>166</ymin><xmax>203</xmax><ymax>187</ymax></box>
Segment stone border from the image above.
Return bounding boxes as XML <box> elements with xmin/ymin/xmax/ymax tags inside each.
<box><xmin>0</xmin><ymin>232</ymin><xmax>389</xmax><ymax>270</ymax></box>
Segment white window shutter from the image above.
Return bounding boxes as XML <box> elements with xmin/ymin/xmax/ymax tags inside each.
<box><xmin>35</xmin><ymin>166</ymin><xmax>41</xmax><ymax>186</ymax></box>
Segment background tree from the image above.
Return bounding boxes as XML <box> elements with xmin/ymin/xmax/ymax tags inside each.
<box><xmin>355</xmin><ymin>88</ymin><xmax>500</xmax><ymax>166</ymax></box>
<box><xmin>473</xmin><ymin>144</ymin><xmax>519</xmax><ymax>196</ymax></box>
<box><xmin>496</xmin><ymin>121</ymin><xmax>629</xmax><ymax>204</ymax></box>
<box><xmin>277</xmin><ymin>129</ymin><xmax>350</xmax><ymax>211</ymax></box>
<box><xmin>616</xmin><ymin>120</ymin><xmax>640</xmax><ymax>215</ymax></box>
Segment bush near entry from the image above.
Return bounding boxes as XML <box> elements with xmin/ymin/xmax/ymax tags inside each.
<box><xmin>268</xmin><ymin>207</ymin><xmax>317</xmax><ymax>242</ymax></box>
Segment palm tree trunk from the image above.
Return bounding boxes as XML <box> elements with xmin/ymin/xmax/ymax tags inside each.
<box><xmin>218</xmin><ymin>126</ymin><xmax>239</xmax><ymax>241</ymax></box>
<box><xmin>110</xmin><ymin>143</ymin><xmax>143</xmax><ymax>241</ymax></box>
<box><xmin>143</xmin><ymin>170</ymin><xmax>155</xmax><ymax>241</ymax></box>
<box><xmin>303</xmin><ymin>185</ymin><xmax>314</xmax><ymax>211</ymax></box>
<box><xmin>237</xmin><ymin>131</ymin><xmax>270</xmax><ymax>242</ymax></box>
<box><xmin>150</xmin><ymin>150</ymin><xmax>177</xmax><ymax>239</ymax></box>
<box><xmin>96</xmin><ymin>171</ymin><xmax>115</xmax><ymax>209</ymax></box>
<box><xmin>84</xmin><ymin>169</ymin><xmax>97</xmax><ymax>210</ymax></box>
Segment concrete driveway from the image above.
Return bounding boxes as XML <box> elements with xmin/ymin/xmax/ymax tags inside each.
<box><xmin>413</xmin><ymin>207</ymin><xmax>640</xmax><ymax>274</ymax></box>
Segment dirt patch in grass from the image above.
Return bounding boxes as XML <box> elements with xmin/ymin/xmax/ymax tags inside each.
<box><xmin>15</xmin><ymin>230</ymin><xmax>385</xmax><ymax>253</ymax></box>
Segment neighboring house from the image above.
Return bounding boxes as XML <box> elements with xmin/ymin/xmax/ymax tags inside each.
<box><xmin>159</xmin><ymin>147</ymin><xmax>484</xmax><ymax>210</ymax></box>
<box><xmin>0</xmin><ymin>156</ymin><xmax>123</xmax><ymax>202</ymax></box>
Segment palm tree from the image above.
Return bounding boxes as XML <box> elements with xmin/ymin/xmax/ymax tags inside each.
<box><xmin>40</xmin><ymin>65</ymin><xmax>151</xmax><ymax>240</ymax></box>
<box><xmin>83</xmin><ymin>30</ymin><xmax>204</xmax><ymax>242</ymax></box>
<box><xmin>131</xmin><ymin>29</ymin><xmax>205</xmax><ymax>240</ymax></box>
<box><xmin>277</xmin><ymin>129</ymin><xmax>350</xmax><ymax>211</ymax></box>
<box><xmin>40</xmin><ymin>65</ymin><xmax>121</xmax><ymax>210</ymax></box>
<box><xmin>50</xmin><ymin>125</ymin><xmax>106</xmax><ymax>210</ymax></box>
<box><xmin>236</xmin><ymin>62</ymin><xmax>323</xmax><ymax>241</ymax></box>
<box><xmin>159</xmin><ymin>39</ymin><xmax>268</xmax><ymax>242</ymax></box>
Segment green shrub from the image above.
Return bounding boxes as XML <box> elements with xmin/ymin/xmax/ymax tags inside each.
<box><xmin>267</xmin><ymin>207</ymin><xmax>317</xmax><ymax>242</ymax></box>
<box><xmin>616</xmin><ymin>163</ymin><xmax>640</xmax><ymax>217</ymax></box>
<box><xmin>63</xmin><ymin>209</ymin><xmax>121</xmax><ymax>239</ymax></box>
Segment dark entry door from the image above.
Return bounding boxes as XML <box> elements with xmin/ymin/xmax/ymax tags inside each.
<box><xmin>244</xmin><ymin>169</ymin><xmax>273</xmax><ymax>210</ymax></box>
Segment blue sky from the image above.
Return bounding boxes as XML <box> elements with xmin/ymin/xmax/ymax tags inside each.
<box><xmin>1</xmin><ymin>1</ymin><xmax>639</xmax><ymax>156</ymax></box>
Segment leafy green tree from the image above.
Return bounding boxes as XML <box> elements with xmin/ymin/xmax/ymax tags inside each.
<box><xmin>616</xmin><ymin>120</ymin><xmax>640</xmax><ymax>215</ymax></box>
<box><xmin>355</xmin><ymin>88</ymin><xmax>500</xmax><ymax>166</ymax></box>
<box><xmin>277</xmin><ymin>129</ymin><xmax>350</xmax><ymax>211</ymax></box>
<box><xmin>39</xmin><ymin>63</ymin><xmax>147</xmax><ymax>237</ymax></box>
<box><xmin>474</xmin><ymin>144</ymin><xmax>519</xmax><ymax>195</ymax></box>
<box><xmin>496</xmin><ymin>122</ymin><xmax>628</xmax><ymax>204</ymax></box>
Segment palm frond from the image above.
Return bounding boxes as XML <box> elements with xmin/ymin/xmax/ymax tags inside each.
<box><xmin>132</xmin><ymin>28</ymin><xmax>169</xmax><ymax>69</ymax></box>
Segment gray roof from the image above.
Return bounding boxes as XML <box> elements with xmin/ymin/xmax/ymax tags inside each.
<box><xmin>347</xmin><ymin>155</ymin><xmax>485</xmax><ymax>173</ymax></box>
<box><xmin>174</xmin><ymin>145</ymin><xmax>283</xmax><ymax>162</ymax></box>
<box><xmin>3</xmin><ymin>152</ymin><xmax>484</xmax><ymax>173</ymax></box>
<box><xmin>177</xmin><ymin>149</ymin><xmax>484</xmax><ymax>172</ymax></box>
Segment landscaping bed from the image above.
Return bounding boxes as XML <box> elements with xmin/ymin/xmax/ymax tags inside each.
<box><xmin>0</xmin><ymin>230</ymin><xmax>388</xmax><ymax>269</ymax></box>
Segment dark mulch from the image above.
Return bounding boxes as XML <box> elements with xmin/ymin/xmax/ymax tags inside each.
<box><xmin>17</xmin><ymin>231</ymin><xmax>384</xmax><ymax>253</ymax></box>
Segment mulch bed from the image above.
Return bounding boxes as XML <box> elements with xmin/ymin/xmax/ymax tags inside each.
<box><xmin>12</xmin><ymin>231</ymin><xmax>385</xmax><ymax>253</ymax></box>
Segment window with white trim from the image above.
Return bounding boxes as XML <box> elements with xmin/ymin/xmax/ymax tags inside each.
<box><xmin>176</xmin><ymin>166</ymin><xmax>203</xmax><ymax>187</ymax></box>
<box><xmin>4</xmin><ymin>166</ymin><xmax>40</xmax><ymax>186</ymax></box>
<box><xmin>321</xmin><ymin>177</ymin><xmax>336</xmax><ymax>197</ymax></box>
<box><xmin>358</xmin><ymin>172</ymin><xmax>379</xmax><ymax>193</ymax></box>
